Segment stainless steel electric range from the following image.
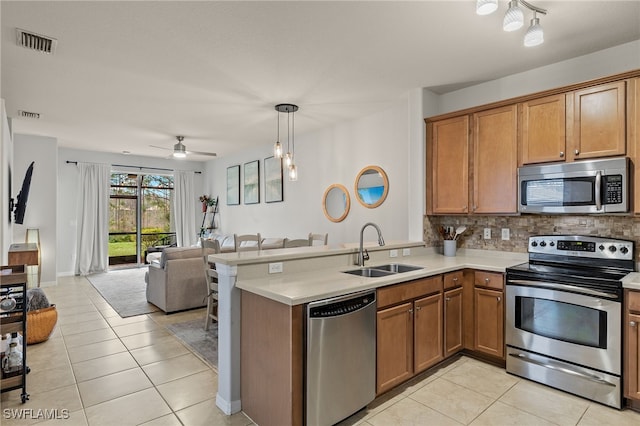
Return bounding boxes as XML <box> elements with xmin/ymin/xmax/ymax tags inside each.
<box><xmin>505</xmin><ymin>235</ymin><xmax>635</xmax><ymax>409</ymax></box>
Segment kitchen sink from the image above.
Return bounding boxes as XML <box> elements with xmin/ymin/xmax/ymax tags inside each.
<box><xmin>343</xmin><ymin>268</ymin><xmax>395</xmax><ymax>278</ymax></box>
<box><xmin>372</xmin><ymin>263</ymin><xmax>423</xmax><ymax>273</ymax></box>
<box><xmin>342</xmin><ymin>263</ymin><xmax>423</xmax><ymax>277</ymax></box>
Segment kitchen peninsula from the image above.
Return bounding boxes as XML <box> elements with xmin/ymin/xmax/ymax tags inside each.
<box><xmin>209</xmin><ymin>242</ymin><xmax>528</xmax><ymax>425</ymax></box>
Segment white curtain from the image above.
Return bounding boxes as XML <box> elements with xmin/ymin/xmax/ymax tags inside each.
<box><xmin>173</xmin><ymin>170</ymin><xmax>196</xmax><ymax>247</ymax></box>
<box><xmin>75</xmin><ymin>163</ymin><xmax>110</xmax><ymax>275</ymax></box>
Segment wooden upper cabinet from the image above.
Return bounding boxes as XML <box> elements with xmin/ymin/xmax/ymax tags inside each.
<box><xmin>569</xmin><ymin>81</ymin><xmax>626</xmax><ymax>160</ymax></box>
<box><xmin>472</xmin><ymin>105</ymin><xmax>518</xmax><ymax>214</ymax></box>
<box><xmin>428</xmin><ymin>115</ymin><xmax>469</xmax><ymax>214</ymax></box>
<box><xmin>521</xmin><ymin>94</ymin><xmax>567</xmax><ymax>164</ymax></box>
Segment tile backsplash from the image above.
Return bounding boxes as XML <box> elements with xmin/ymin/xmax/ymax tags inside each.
<box><xmin>424</xmin><ymin>215</ymin><xmax>640</xmax><ymax>258</ymax></box>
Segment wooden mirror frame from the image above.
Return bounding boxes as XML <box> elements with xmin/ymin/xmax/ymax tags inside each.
<box><xmin>322</xmin><ymin>184</ymin><xmax>351</xmax><ymax>223</ymax></box>
<box><xmin>354</xmin><ymin>165</ymin><xmax>389</xmax><ymax>209</ymax></box>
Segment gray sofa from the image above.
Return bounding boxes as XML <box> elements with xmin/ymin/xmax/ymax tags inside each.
<box><xmin>145</xmin><ymin>246</ymin><xmax>209</xmax><ymax>313</ymax></box>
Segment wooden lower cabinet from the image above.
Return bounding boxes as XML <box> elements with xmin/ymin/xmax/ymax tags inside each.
<box><xmin>414</xmin><ymin>293</ymin><xmax>443</xmax><ymax>373</ymax></box>
<box><xmin>377</xmin><ymin>302</ymin><xmax>414</xmax><ymax>394</ymax></box>
<box><xmin>444</xmin><ymin>286</ymin><xmax>463</xmax><ymax>357</ymax></box>
<box><xmin>625</xmin><ymin>290</ymin><xmax>640</xmax><ymax>401</ymax></box>
<box><xmin>474</xmin><ymin>287</ymin><xmax>504</xmax><ymax>359</ymax></box>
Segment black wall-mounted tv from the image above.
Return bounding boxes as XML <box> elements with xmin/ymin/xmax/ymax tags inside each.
<box><xmin>13</xmin><ymin>161</ymin><xmax>34</xmax><ymax>224</ymax></box>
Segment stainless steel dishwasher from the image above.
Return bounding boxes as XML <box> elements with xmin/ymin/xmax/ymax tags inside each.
<box><xmin>306</xmin><ymin>290</ymin><xmax>376</xmax><ymax>426</ymax></box>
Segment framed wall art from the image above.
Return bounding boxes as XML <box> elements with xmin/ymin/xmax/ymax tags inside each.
<box><xmin>264</xmin><ymin>156</ymin><xmax>283</xmax><ymax>203</ymax></box>
<box><xmin>243</xmin><ymin>160</ymin><xmax>260</xmax><ymax>204</ymax></box>
<box><xmin>226</xmin><ymin>165</ymin><xmax>240</xmax><ymax>205</ymax></box>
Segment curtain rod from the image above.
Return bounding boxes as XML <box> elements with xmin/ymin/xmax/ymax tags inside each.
<box><xmin>65</xmin><ymin>161</ymin><xmax>202</xmax><ymax>174</ymax></box>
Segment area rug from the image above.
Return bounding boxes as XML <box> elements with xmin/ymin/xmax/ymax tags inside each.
<box><xmin>166</xmin><ymin>319</ymin><xmax>218</xmax><ymax>369</ymax></box>
<box><xmin>87</xmin><ymin>268</ymin><xmax>160</xmax><ymax>318</ymax></box>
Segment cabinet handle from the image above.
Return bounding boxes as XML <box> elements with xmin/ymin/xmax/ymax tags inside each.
<box><xmin>559</xmin><ymin>151</ymin><xmax>564</xmax><ymax>158</ymax></box>
<box><xmin>452</xmin><ymin>277</ymin><xmax>458</xmax><ymax>282</ymax></box>
<box><xmin>485</xmin><ymin>278</ymin><xmax>490</xmax><ymax>284</ymax></box>
<box><xmin>574</xmin><ymin>149</ymin><xmax>580</xmax><ymax>155</ymax></box>
<box><xmin>415</xmin><ymin>306</ymin><xmax>422</xmax><ymax>311</ymax></box>
<box><xmin>497</xmin><ymin>296</ymin><xmax>501</xmax><ymax>302</ymax></box>
<box><xmin>463</xmin><ymin>206</ymin><xmax>468</xmax><ymax>212</ymax></box>
<box><xmin>446</xmin><ymin>297</ymin><xmax>451</xmax><ymax>301</ymax></box>
<box><xmin>409</xmin><ymin>308</ymin><xmax>414</xmax><ymax>314</ymax></box>
<box><xmin>473</xmin><ymin>205</ymin><xmax>477</xmax><ymax>211</ymax></box>
<box><xmin>631</xmin><ymin>321</ymin><xmax>637</xmax><ymax>327</ymax></box>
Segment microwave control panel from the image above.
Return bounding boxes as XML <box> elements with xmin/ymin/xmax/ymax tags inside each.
<box><xmin>604</xmin><ymin>175</ymin><xmax>623</xmax><ymax>204</ymax></box>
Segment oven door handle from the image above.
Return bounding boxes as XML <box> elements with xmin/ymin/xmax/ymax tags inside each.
<box><xmin>508</xmin><ymin>279</ymin><xmax>618</xmax><ymax>299</ymax></box>
<box><xmin>508</xmin><ymin>352</ymin><xmax>616</xmax><ymax>387</ymax></box>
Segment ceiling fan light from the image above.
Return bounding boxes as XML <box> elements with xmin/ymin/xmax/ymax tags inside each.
<box><xmin>503</xmin><ymin>0</ymin><xmax>524</xmax><ymax>31</ymax></box>
<box><xmin>173</xmin><ymin>151</ymin><xmax>186</xmax><ymax>158</ymax></box>
<box><xmin>173</xmin><ymin>140</ymin><xmax>187</xmax><ymax>158</ymax></box>
<box><xmin>524</xmin><ymin>17</ymin><xmax>544</xmax><ymax>46</ymax></box>
<box><xmin>476</xmin><ymin>0</ymin><xmax>498</xmax><ymax>15</ymax></box>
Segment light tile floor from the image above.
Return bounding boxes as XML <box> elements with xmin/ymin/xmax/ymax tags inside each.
<box><xmin>2</xmin><ymin>274</ymin><xmax>640</xmax><ymax>425</ymax></box>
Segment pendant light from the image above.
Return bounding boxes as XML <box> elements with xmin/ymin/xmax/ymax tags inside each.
<box><xmin>476</xmin><ymin>0</ymin><xmax>498</xmax><ymax>16</ymax></box>
<box><xmin>274</xmin><ymin>103</ymin><xmax>299</xmax><ymax>181</ymax></box>
<box><xmin>524</xmin><ymin>11</ymin><xmax>544</xmax><ymax>47</ymax></box>
<box><xmin>273</xmin><ymin>110</ymin><xmax>282</xmax><ymax>158</ymax></box>
<box><xmin>476</xmin><ymin>0</ymin><xmax>547</xmax><ymax>47</ymax></box>
<box><xmin>503</xmin><ymin>0</ymin><xmax>524</xmax><ymax>32</ymax></box>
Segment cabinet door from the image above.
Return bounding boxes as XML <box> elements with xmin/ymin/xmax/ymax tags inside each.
<box><xmin>428</xmin><ymin>115</ymin><xmax>470</xmax><ymax>214</ymax></box>
<box><xmin>521</xmin><ymin>94</ymin><xmax>567</xmax><ymax>164</ymax></box>
<box><xmin>626</xmin><ymin>313</ymin><xmax>640</xmax><ymax>400</ymax></box>
<box><xmin>377</xmin><ymin>302</ymin><xmax>413</xmax><ymax>394</ymax></box>
<box><xmin>414</xmin><ymin>293</ymin><xmax>443</xmax><ymax>373</ymax></box>
<box><xmin>570</xmin><ymin>81</ymin><xmax>626</xmax><ymax>160</ymax></box>
<box><xmin>472</xmin><ymin>105</ymin><xmax>518</xmax><ymax>214</ymax></box>
<box><xmin>474</xmin><ymin>288</ymin><xmax>504</xmax><ymax>359</ymax></box>
<box><xmin>444</xmin><ymin>287</ymin><xmax>463</xmax><ymax>357</ymax></box>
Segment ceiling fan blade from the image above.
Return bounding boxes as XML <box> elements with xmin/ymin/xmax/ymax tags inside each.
<box><xmin>149</xmin><ymin>144</ymin><xmax>172</xmax><ymax>151</ymax></box>
<box><xmin>187</xmin><ymin>150</ymin><xmax>217</xmax><ymax>157</ymax></box>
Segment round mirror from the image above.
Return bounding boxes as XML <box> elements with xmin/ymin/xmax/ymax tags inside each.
<box><xmin>322</xmin><ymin>184</ymin><xmax>350</xmax><ymax>223</ymax></box>
<box><xmin>354</xmin><ymin>165</ymin><xmax>388</xmax><ymax>208</ymax></box>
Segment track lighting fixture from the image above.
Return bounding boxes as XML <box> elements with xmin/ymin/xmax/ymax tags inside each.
<box><xmin>476</xmin><ymin>0</ymin><xmax>547</xmax><ymax>47</ymax></box>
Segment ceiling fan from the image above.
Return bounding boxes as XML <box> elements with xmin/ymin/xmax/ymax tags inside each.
<box><xmin>150</xmin><ymin>136</ymin><xmax>217</xmax><ymax>158</ymax></box>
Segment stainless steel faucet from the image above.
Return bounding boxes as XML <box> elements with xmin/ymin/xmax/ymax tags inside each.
<box><xmin>356</xmin><ymin>222</ymin><xmax>385</xmax><ymax>267</ymax></box>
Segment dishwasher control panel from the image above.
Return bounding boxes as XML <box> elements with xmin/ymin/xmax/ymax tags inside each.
<box><xmin>308</xmin><ymin>292</ymin><xmax>376</xmax><ymax>317</ymax></box>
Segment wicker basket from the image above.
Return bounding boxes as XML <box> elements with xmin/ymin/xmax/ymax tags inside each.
<box><xmin>26</xmin><ymin>304</ymin><xmax>58</xmax><ymax>345</ymax></box>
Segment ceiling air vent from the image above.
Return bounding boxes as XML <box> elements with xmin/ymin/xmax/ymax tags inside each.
<box><xmin>16</xmin><ymin>28</ymin><xmax>57</xmax><ymax>54</ymax></box>
<box><xmin>18</xmin><ymin>110</ymin><xmax>40</xmax><ymax>120</ymax></box>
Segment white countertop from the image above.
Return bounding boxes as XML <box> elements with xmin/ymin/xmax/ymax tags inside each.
<box><xmin>622</xmin><ymin>272</ymin><xmax>640</xmax><ymax>291</ymax></box>
<box><xmin>233</xmin><ymin>249</ymin><xmax>528</xmax><ymax>306</ymax></box>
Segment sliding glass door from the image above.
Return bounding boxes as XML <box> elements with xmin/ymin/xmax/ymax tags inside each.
<box><xmin>109</xmin><ymin>172</ymin><xmax>174</xmax><ymax>267</ymax></box>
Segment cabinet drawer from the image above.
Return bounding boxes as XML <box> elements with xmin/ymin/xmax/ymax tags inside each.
<box><xmin>378</xmin><ymin>276</ymin><xmax>443</xmax><ymax>309</ymax></box>
<box><xmin>474</xmin><ymin>271</ymin><xmax>503</xmax><ymax>290</ymax></box>
<box><xmin>443</xmin><ymin>271</ymin><xmax>464</xmax><ymax>290</ymax></box>
<box><xmin>629</xmin><ymin>291</ymin><xmax>640</xmax><ymax>313</ymax></box>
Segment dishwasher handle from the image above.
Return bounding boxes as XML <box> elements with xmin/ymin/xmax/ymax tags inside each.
<box><xmin>308</xmin><ymin>291</ymin><xmax>376</xmax><ymax>318</ymax></box>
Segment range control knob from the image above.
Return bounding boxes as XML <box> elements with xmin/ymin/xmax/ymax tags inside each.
<box><xmin>599</xmin><ymin>245</ymin><xmax>605</xmax><ymax>251</ymax></box>
<box><xmin>539</xmin><ymin>241</ymin><xmax>547</xmax><ymax>247</ymax></box>
<box><xmin>549</xmin><ymin>241</ymin><xmax>555</xmax><ymax>247</ymax></box>
<box><xmin>531</xmin><ymin>241</ymin><xmax>538</xmax><ymax>247</ymax></box>
<box><xmin>609</xmin><ymin>245</ymin><xmax>617</xmax><ymax>253</ymax></box>
<box><xmin>620</xmin><ymin>246</ymin><xmax>629</xmax><ymax>255</ymax></box>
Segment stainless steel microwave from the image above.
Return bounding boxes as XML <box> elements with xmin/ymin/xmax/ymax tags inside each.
<box><xmin>518</xmin><ymin>157</ymin><xmax>629</xmax><ymax>214</ymax></box>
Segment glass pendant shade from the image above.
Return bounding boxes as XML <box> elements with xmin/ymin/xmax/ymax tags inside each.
<box><xmin>503</xmin><ymin>0</ymin><xmax>524</xmax><ymax>31</ymax></box>
<box><xmin>274</xmin><ymin>141</ymin><xmax>283</xmax><ymax>158</ymax></box>
<box><xmin>288</xmin><ymin>164</ymin><xmax>298</xmax><ymax>181</ymax></box>
<box><xmin>476</xmin><ymin>0</ymin><xmax>498</xmax><ymax>15</ymax></box>
<box><xmin>524</xmin><ymin>16</ymin><xmax>544</xmax><ymax>46</ymax></box>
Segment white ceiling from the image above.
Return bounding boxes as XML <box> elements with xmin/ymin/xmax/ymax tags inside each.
<box><xmin>2</xmin><ymin>1</ymin><xmax>640</xmax><ymax>161</ymax></box>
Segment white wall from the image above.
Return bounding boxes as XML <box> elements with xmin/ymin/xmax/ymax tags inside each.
<box><xmin>203</xmin><ymin>98</ymin><xmax>411</xmax><ymax>246</ymax></box>
<box><xmin>436</xmin><ymin>39</ymin><xmax>640</xmax><ymax>114</ymax></box>
<box><xmin>12</xmin><ymin>134</ymin><xmax>57</xmax><ymax>285</ymax></box>
<box><xmin>56</xmin><ymin>148</ymin><xmax>205</xmax><ymax>276</ymax></box>
<box><xmin>0</xmin><ymin>100</ymin><xmax>11</xmax><ymax>264</ymax></box>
